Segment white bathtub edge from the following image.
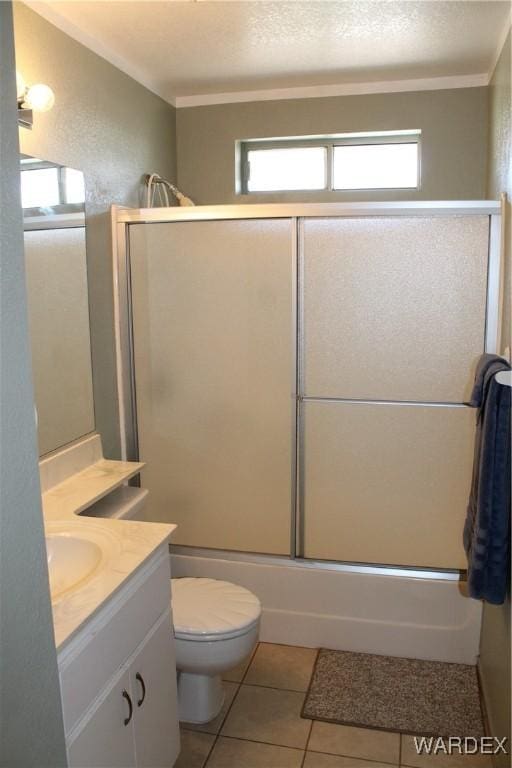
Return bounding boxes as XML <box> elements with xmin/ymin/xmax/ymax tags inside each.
<box><xmin>171</xmin><ymin>553</ymin><xmax>482</xmax><ymax>665</ymax></box>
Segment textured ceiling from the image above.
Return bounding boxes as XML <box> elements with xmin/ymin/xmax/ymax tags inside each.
<box><xmin>27</xmin><ymin>1</ymin><xmax>510</xmax><ymax>101</ymax></box>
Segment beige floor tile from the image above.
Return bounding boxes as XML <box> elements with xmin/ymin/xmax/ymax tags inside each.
<box><xmin>308</xmin><ymin>722</ymin><xmax>400</xmax><ymax>764</ymax></box>
<box><xmin>223</xmin><ymin>648</ymin><xmax>255</xmax><ymax>683</ymax></box>
<box><xmin>304</xmin><ymin>752</ymin><xmax>398</xmax><ymax>768</ymax></box>
<box><xmin>244</xmin><ymin>643</ymin><xmax>318</xmax><ymax>692</ymax></box>
<box><xmin>206</xmin><ymin>736</ymin><xmax>304</xmax><ymax>767</ymax></box>
<box><xmin>401</xmin><ymin>736</ymin><xmax>494</xmax><ymax>768</ymax></box>
<box><xmin>175</xmin><ymin>729</ymin><xmax>215</xmax><ymax>768</ymax></box>
<box><xmin>221</xmin><ymin>684</ymin><xmax>311</xmax><ymax>749</ymax></box>
<box><xmin>182</xmin><ymin>682</ymin><xmax>239</xmax><ymax>735</ymax></box>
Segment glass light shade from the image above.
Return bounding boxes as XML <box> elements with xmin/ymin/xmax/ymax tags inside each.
<box><xmin>25</xmin><ymin>83</ymin><xmax>55</xmax><ymax>113</ymax></box>
<box><xmin>16</xmin><ymin>71</ymin><xmax>26</xmax><ymax>100</ymax></box>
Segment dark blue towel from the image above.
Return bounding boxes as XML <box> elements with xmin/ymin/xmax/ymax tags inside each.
<box><xmin>463</xmin><ymin>354</ymin><xmax>511</xmax><ymax>604</ymax></box>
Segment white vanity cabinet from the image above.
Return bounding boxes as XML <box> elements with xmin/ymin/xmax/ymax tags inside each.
<box><xmin>130</xmin><ymin>612</ymin><xmax>180</xmax><ymax>768</ymax></box>
<box><xmin>67</xmin><ymin>666</ymin><xmax>136</xmax><ymax>768</ymax></box>
<box><xmin>60</xmin><ymin>545</ymin><xmax>180</xmax><ymax>768</ymax></box>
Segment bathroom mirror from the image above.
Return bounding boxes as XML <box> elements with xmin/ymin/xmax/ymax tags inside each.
<box><xmin>21</xmin><ymin>155</ymin><xmax>95</xmax><ymax>456</ymax></box>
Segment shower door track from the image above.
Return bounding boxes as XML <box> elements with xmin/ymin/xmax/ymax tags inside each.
<box><xmin>170</xmin><ymin>544</ymin><xmax>463</xmax><ymax>581</ymax></box>
<box><xmin>112</xmin><ymin>200</ymin><xmax>503</xmax><ymax>582</ymax></box>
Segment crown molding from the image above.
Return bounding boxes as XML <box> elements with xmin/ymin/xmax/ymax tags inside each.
<box><xmin>22</xmin><ymin>1</ymin><xmax>176</xmax><ymax>106</ymax></box>
<box><xmin>487</xmin><ymin>10</ymin><xmax>512</xmax><ymax>80</ymax></box>
<box><xmin>174</xmin><ymin>73</ymin><xmax>489</xmax><ymax>108</ymax></box>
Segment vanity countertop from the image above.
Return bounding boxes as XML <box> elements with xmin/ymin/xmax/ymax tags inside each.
<box><xmin>47</xmin><ymin>516</ymin><xmax>175</xmax><ymax>650</ymax></box>
<box><xmin>41</xmin><ymin>434</ymin><xmax>176</xmax><ymax>651</ymax></box>
<box><xmin>42</xmin><ymin>457</ymin><xmax>146</xmax><ymax>521</ymax></box>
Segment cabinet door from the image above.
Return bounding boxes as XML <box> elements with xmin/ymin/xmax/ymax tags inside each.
<box><xmin>68</xmin><ymin>669</ymin><xmax>136</xmax><ymax>768</ymax></box>
<box><xmin>131</xmin><ymin>611</ymin><xmax>180</xmax><ymax>768</ymax></box>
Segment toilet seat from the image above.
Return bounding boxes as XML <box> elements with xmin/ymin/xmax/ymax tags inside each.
<box><xmin>171</xmin><ymin>578</ymin><xmax>261</xmax><ymax>642</ymax></box>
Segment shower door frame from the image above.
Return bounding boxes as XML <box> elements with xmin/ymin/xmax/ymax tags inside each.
<box><xmin>112</xmin><ymin>200</ymin><xmax>502</xmax><ymax>581</ymax></box>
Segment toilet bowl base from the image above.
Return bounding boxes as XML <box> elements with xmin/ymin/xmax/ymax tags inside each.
<box><xmin>178</xmin><ymin>672</ymin><xmax>225</xmax><ymax>724</ymax></box>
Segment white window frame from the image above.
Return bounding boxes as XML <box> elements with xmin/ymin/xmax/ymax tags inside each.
<box><xmin>20</xmin><ymin>158</ymin><xmax>85</xmax><ymax>215</ymax></box>
<box><xmin>239</xmin><ymin>130</ymin><xmax>421</xmax><ymax>194</ymax></box>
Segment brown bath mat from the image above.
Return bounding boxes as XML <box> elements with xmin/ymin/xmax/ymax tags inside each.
<box><xmin>302</xmin><ymin>649</ymin><xmax>484</xmax><ymax>737</ymax></box>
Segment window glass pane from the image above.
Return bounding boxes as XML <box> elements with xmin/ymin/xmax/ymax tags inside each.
<box><xmin>247</xmin><ymin>147</ymin><xmax>326</xmax><ymax>192</ymax></box>
<box><xmin>333</xmin><ymin>143</ymin><xmax>418</xmax><ymax>190</ymax></box>
<box><xmin>21</xmin><ymin>168</ymin><xmax>60</xmax><ymax>208</ymax></box>
<box><xmin>63</xmin><ymin>167</ymin><xmax>86</xmax><ymax>204</ymax></box>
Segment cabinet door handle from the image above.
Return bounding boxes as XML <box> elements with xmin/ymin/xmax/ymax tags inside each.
<box><xmin>135</xmin><ymin>673</ymin><xmax>146</xmax><ymax>707</ymax></box>
<box><xmin>122</xmin><ymin>689</ymin><xmax>133</xmax><ymax>725</ymax></box>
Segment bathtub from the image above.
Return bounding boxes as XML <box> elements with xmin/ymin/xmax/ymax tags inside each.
<box><xmin>171</xmin><ymin>547</ymin><xmax>482</xmax><ymax>665</ymax></box>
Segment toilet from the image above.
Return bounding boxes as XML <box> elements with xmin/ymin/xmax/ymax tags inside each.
<box><xmin>171</xmin><ymin>577</ymin><xmax>261</xmax><ymax>724</ymax></box>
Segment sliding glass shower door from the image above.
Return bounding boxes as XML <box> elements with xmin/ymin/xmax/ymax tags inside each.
<box><xmin>124</xmin><ymin>208</ymin><xmax>494</xmax><ymax>570</ymax></box>
<box><xmin>299</xmin><ymin>216</ymin><xmax>490</xmax><ymax>568</ymax></box>
<box><xmin>129</xmin><ymin>219</ymin><xmax>295</xmax><ymax>555</ymax></box>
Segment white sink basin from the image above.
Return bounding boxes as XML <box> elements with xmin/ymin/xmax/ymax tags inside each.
<box><xmin>46</xmin><ymin>533</ymin><xmax>102</xmax><ymax>600</ymax></box>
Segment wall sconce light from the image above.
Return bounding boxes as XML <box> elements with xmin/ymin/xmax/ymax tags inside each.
<box><xmin>17</xmin><ymin>71</ymin><xmax>55</xmax><ymax>129</ymax></box>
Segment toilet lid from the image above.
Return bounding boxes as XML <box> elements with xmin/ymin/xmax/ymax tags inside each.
<box><xmin>171</xmin><ymin>578</ymin><xmax>261</xmax><ymax>640</ymax></box>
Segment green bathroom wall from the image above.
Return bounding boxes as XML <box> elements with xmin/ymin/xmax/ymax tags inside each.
<box><xmin>13</xmin><ymin>2</ymin><xmax>177</xmax><ymax>458</ymax></box>
<box><xmin>176</xmin><ymin>86</ymin><xmax>488</xmax><ymax>204</ymax></box>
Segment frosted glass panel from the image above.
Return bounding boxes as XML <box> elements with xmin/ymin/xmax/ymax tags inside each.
<box><xmin>129</xmin><ymin>219</ymin><xmax>294</xmax><ymax>554</ymax></box>
<box><xmin>302</xmin><ymin>401</ymin><xmax>475</xmax><ymax>569</ymax></box>
<box><xmin>303</xmin><ymin>216</ymin><xmax>489</xmax><ymax>402</ymax></box>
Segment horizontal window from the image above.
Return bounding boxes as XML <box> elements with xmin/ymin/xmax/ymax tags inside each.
<box><xmin>246</xmin><ymin>146</ymin><xmax>326</xmax><ymax>192</ymax></box>
<box><xmin>333</xmin><ymin>143</ymin><xmax>418</xmax><ymax>190</ymax></box>
<box><xmin>239</xmin><ymin>131</ymin><xmax>420</xmax><ymax>194</ymax></box>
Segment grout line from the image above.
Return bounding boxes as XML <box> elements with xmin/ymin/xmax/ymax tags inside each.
<box><xmin>306</xmin><ymin>746</ymin><xmax>400</xmax><ymax>767</ymax></box>
<box><xmin>238</xmin><ymin>641</ymin><xmax>260</xmax><ymax>684</ymax></box>
<box><xmin>216</xmin><ymin>733</ymin><xmax>309</xmax><ymax>753</ymax></box>
<box><xmin>213</xmin><ymin>733</ymin><xmax>400</xmax><ymax>767</ymax></box>
<box><xmin>201</xmin><ymin>643</ymin><xmax>262</xmax><ymax>766</ymax></box>
<box><xmin>177</xmin><ymin>726</ymin><xmax>217</xmax><ymax>768</ymax></box>
<box><xmin>253</xmin><ymin>640</ymin><xmax>317</xmax><ymax>651</ymax></box>
<box><xmin>238</xmin><ymin>680</ymin><xmax>312</xmax><ymax>694</ymax></box>
<box><xmin>202</xmin><ymin>733</ymin><xmax>218</xmax><ymax>768</ymax></box>
<box><xmin>222</xmin><ymin>641</ymin><xmax>260</xmax><ymax>685</ymax></box>
<box><xmin>180</xmin><ymin>683</ymin><xmax>238</xmax><ymax>737</ymax></box>
<box><xmin>203</xmin><ymin>670</ymin><xmax>249</xmax><ymax>766</ymax></box>
<box><xmin>216</xmin><ymin>683</ymin><xmax>242</xmax><ymax>735</ymax></box>
<box><xmin>300</xmin><ymin>714</ymin><xmax>314</xmax><ymax>768</ymax></box>
<box><xmin>203</xmin><ymin>643</ymin><xmax>259</xmax><ymax>768</ymax></box>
